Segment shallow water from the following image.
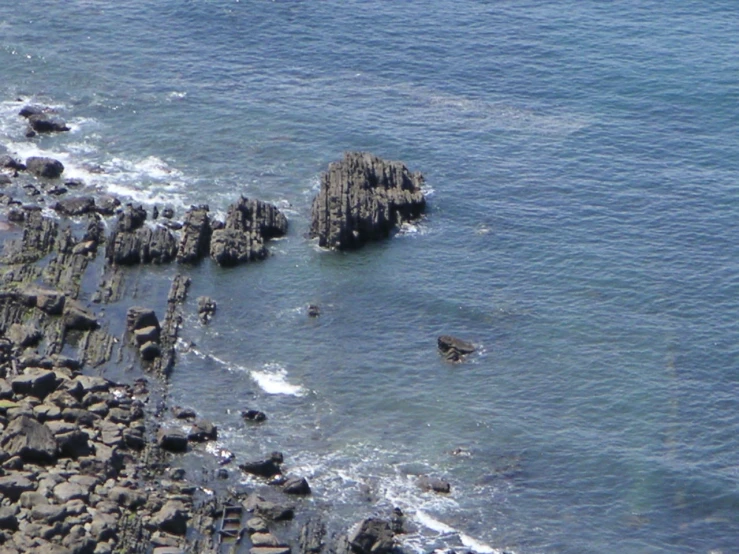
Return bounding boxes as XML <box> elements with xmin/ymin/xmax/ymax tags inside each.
<box><xmin>2</xmin><ymin>1</ymin><xmax>739</xmax><ymax>552</ymax></box>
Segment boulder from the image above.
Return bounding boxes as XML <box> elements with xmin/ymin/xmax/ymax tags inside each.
<box><xmin>197</xmin><ymin>296</ymin><xmax>216</xmax><ymax>324</ymax></box>
<box><xmin>1</xmin><ymin>415</ymin><xmax>58</xmax><ymax>463</ymax></box>
<box><xmin>56</xmin><ymin>428</ymin><xmax>92</xmax><ymax>458</ymax></box>
<box><xmin>347</xmin><ymin>518</ymin><xmax>395</xmax><ymax>554</ymax></box>
<box><xmin>152</xmin><ymin>500</ymin><xmax>189</xmax><ymax>536</ymax></box>
<box><xmin>176</xmin><ymin>205</ymin><xmax>211</xmax><ymax>263</ymax></box>
<box><xmin>416</xmin><ymin>476</ymin><xmax>451</xmax><ymax>493</ymax></box>
<box><xmin>310</xmin><ymin>152</ymin><xmax>425</xmax><ymax>250</ymax></box>
<box><xmin>26</xmin><ymin>156</ymin><xmax>65</xmax><ymax>179</ymax></box>
<box><xmin>7</xmin><ymin>323</ymin><xmax>42</xmax><ymax>348</ymax></box>
<box><xmin>126</xmin><ymin>306</ymin><xmax>160</xmax><ymax>333</ymax></box>
<box><xmin>282</xmin><ymin>476</ymin><xmax>311</xmax><ymax>496</ymax></box>
<box><xmin>157</xmin><ymin>428</ymin><xmax>188</xmax><ymax>452</ymax></box>
<box><xmin>11</xmin><ymin>368</ymin><xmax>59</xmax><ymax>399</ymax></box>
<box><xmin>187</xmin><ymin>419</ymin><xmax>217</xmax><ymax>442</ymax></box>
<box><xmin>52</xmin><ymin>197</ymin><xmax>95</xmax><ymax>217</ymax></box>
<box><xmin>108</xmin><ymin>485</ymin><xmax>147</xmax><ymax>509</ymax></box>
<box><xmin>27</xmin><ymin>113</ymin><xmax>70</xmax><ymax>133</ymax></box>
<box><xmin>31</xmin><ymin>504</ymin><xmax>68</xmax><ymax>524</ymax></box>
<box><xmin>94</xmin><ymin>195</ymin><xmax>121</xmax><ymax>216</ymax></box>
<box><xmin>0</xmin><ymin>154</ymin><xmax>25</xmax><ymax>170</ymax></box>
<box><xmin>140</xmin><ymin>341</ymin><xmax>161</xmax><ymax>361</ymax></box>
<box><xmin>252</xmin><ymin>533</ymin><xmax>284</xmax><ymax>547</ymax></box>
<box><xmin>240</xmin><ymin>452</ymin><xmax>283</xmax><ymax>478</ymax></box>
<box><xmin>437</xmin><ymin>335</ymin><xmax>475</xmax><ymax>362</ymax></box>
<box><xmin>63</xmin><ymin>302</ymin><xmax>98</xmax><ymax>331</ymax></box>
<box><xmin>241</xmin><ymin>409</ymin><xmax>267</xmax><ymax>423</ymax></box>
<box><xmin>0</xmin><ymin>473</ymin><xmax>36</xmax><ymax>501</ymax></box>
<box><xmin>53</xmin><ymin>481</ymin><xmax>89</xmax><ymax>503</ymax></box>
<box><xmin>0</xmin><ymin>505</ymin><xmax>19</xmax><ymax>531</ymax></box>
<box><xmin>116</xmin><ymin>204</ymin><xmax>147</xmax><ymax>232</ymax></box>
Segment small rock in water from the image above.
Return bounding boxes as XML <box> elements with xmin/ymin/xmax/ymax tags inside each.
<box><xmin>197</xmin><ymin>296</ymin><xmax>217</xmax><ymax>324</ymax></box>
<box><xmin>241</xmin><ymin>409</ymin><xmax>267</xmax><ymax>423</ymax></box>
<box><xmin>307</xmin><ymin>304</ymin><xmax>321</xmax><ymax>317</ymax></box>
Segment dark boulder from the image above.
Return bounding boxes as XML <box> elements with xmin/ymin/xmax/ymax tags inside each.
<box><xmin>26</xmin><ymin>156</ymin><xmax>65</xmax><ymax>179</ymax></box>
<box><xmin>0</xmin><ymin>473</ymin><xmax>36</xmax><ymax>501</ymax></box>
<box><xmin>157</xmin><ymin>428</ymin><xmax>188</xmax><ymax>452</ymax></box>
<box><xmin>197</xmin><ymin>296</ymin><xmax>216</xmax><ymax>324</ymax></box>
<box><xmin>0</xmin><ymin>154</ymin><xmax>25</xmax><ymax>171</ymax></box>
<box><xmin>188</xmin><ymin>419</ymin><xmax>217</xmax><ymax>442</ymax></box>
<box><xmin>241</xmin><ymin>409</ymin><xmax>267</xmax><ymax>423</ymax></box>
<box><xmin>63</xmin><ymin>301</ymin><xmax>98</xmax><ymax>331</ymax></box>
<box><xmin>117</xmin><ymin>204</ymin><xmax>147</xmax><ymax>232</ymax></box>
<box><xmin>126</xmin><ymin>306</ymin><xmax>160</xmax><ymax>334</ymax></box>
<box><xmin>437</xmin><ymin>335</ymin><xmax>475</xmax><ymax>362</ymax></box>
<box><xmin>1</xmin><ymin>415</ymin><xmax>58</xmax><ymax>464</ymax></box>
<box><xmin>152</xmin><ymin>500</ymin><xmax>189</xmax><ymax>536</ymax></box>
<box><xmin>240</xmin><ymin>452</ymin><xmax>283</xmax><ymax>478</ymax></box>
<box><xmin>10</xmin><ymin>368</ymin><xmax>59</xmax><ymax>399</ymax></box>
<box><xmin>28</xmin><ymin>113</ymin><xmax>70</xmax><ymax>133</ymax></box>
<box><xmin>282</xmin><ymin>476</ymin><xmax>311</xmax><ymax>495</ymax></box>
<box><xmin>52</xmin><ymin>196</ymin><xmax>96</xmax><ymax>217</ymax></box>
<box><xmin>416</xmin><ymin>475</ymin><xmax>451</xmax><ymax>493</ymax></box>
<box><xmin>347</xmin><ymin>518</ymin><xmax>395</xmax><ymax>554</ymax></box>
<box><xmin>310</xmin><ymin>152</ymin><xmax>425</xmax><ymax>250</ymax></box>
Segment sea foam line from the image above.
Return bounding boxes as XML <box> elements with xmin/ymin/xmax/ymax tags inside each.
<box><xmin>178</xmin><ymin>341</ymin><xmax>306</xmax><ymax>397</ymax></box>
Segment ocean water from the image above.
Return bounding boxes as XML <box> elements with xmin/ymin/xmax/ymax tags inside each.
<box><xmin>2</xmin><ymin>1</ymin><xmax>739</xmax><ymax>552</ymax></box>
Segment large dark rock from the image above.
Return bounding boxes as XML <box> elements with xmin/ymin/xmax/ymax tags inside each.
<box><xmin>240</xmin><ymin>452</ymin><xmax>283</xmax><ymax>478</ymax></box>
<box><xmin>0</xmin><ymin>154</ymin><xmax>25</xmax><ymax>170</ymax></box>
<box><xmin>26</xmin><ymin>156</ymin><xmax>65</xmax><ymax>179</ymax></box>
<box><xmin>63</xmin><ymin>301</ymin><xmax>98</xmax><ymax>331</ymax></box>
<box><xmin>188</xmin><ymin>419</ymin><xmax>217</xmax><ymax>442</ymax></box>
<box><xmin>437</xmin><ymin>335</ymin><xmax>475</xmax><ymax>362</ymax></box>
<box><xmin>209</xmin><ymin>197</ymin><xmax>287</xmax><ymax>266</ymax></box>
<box><xmin>416</xmin><ymin>475</ymin><xmax>451</xmax><ymax>493</ymax></box>
<box><xmin>10</xmin><ymin>369</ymin><xmax>59</xmax><ymax>399</ymax></box>
<box><xmin>152</xmin><ymin>500</ymin><xmax>189</xmax><ymax>535</ymax></box>
<box><xmin>1</xmin><ymin>415</ymin><xmax>58</xmax><ymax>464</ymax></box>
<box><xmin>52</xmin><ymin>196</ymin><xmax>95</xmax><ymax>217</ymax></box>
<box><xmin>157</xmin><ymin>428</ymin><xmax>188</xmax><ymax>452</ymax></box>
<box><xmin>310</xmin><ymin>152</ymin><xmax>425</xmax><ymax>250</ymax></box>
<box><xmin>282</xmin><ymin>476</ymin><xmax>311</xmax><ymax>495</ymax></box>
<box><xmin>347</xmin><ymin>518</ymin><xmax>395</xmax><ymax>554</ymax></box>
<box><xmin>0</xmin><ymin>473</ymin><xmax>36</xmax><ymax>501</ymax></box>
<box><xmin>176</xmin><ymin>205</ymin><xmax>212</xmax><ymax>263</ymax></box>
<box><xmin>126</xmin><ymin>306</ymin><xmax>160</xmax><ymax>333</ymax></box>
<box><xmin>197</xmin><ymin>296</ymin><xmax>216</xmax><ymax>324</ymax></box>
<box><xmin>28</xmin><ymin>113</ymin><xmax>70</xmax><ymax>133</ymax></box>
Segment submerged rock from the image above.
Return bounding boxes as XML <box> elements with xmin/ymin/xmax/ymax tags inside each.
<box><xmin>310</xmin><ymin>152</ymin><xmax>425</xmax><ymax>250</ymax></box>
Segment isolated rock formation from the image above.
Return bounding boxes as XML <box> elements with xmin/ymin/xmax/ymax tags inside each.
<box><xmin>310</xmin><ymin>152</ymin><xmax>426</xmax><ymax>249</ymax></box>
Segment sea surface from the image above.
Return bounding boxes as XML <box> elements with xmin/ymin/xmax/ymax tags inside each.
<box><xmin>2</xmin><ymin>1</ymin><xmax>739</xmax><ymax>552</ymax></box>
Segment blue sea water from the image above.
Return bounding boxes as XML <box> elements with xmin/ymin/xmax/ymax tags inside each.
<box><xmin>2</xmin><ymin>1</ymin><xmax>739</xmax><ymax>552</ymax></box>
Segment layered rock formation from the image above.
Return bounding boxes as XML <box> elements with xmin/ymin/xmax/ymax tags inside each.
<box><xmin>210</xmin><ymin>196</ymin><xmax>288</xmax><ymax>266</ymax></box>
<box><xmin>310</xmin><ymin>152</ymin><xmax>426</xmax><ymax>250</ymax></box>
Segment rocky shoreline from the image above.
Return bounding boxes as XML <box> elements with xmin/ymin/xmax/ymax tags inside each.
<box><xmin>0</xmin><ymin>103</ymin><xmax>453</xmax><ymax>554</ymax></box>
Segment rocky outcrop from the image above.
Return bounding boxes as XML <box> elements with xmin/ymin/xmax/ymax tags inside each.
<box><xmin>209</xmin><ymin>197</ymin><xmax>287</xmax><ymax>266</ymax></box>
<box><xmin>416</xmin><ymin>475</ymin><xmax>451</xmax><ymax>493</ymax></box>
<box><xmin>176</xmin><ymin>205</ymin><xmax>211</xmax><ymax>263</ymax></box>
<box><xmin>25</xmin><ymin>156</ymin><xmax>65</xmax><ymax>179</ymax></box>
<box><xmin>27</xmin><ymin>112</ymin><xmax>70</xmax><ymax>134</ymax></box>
<box><xmin>437</xmin><ymin>335</ymin><xmax>476</xmax><ymax>362</ymax></box>
<box><xmin>310</xmin><ymin>152</ymin><xmax>426</xmax><ymax>250</ymax></box>
<box><xmin>346</xmin><ymin>518</ymin><xmax>395</xmax><ymax>554</ymax></box>
<box><xmin>197</xmin><ymin>296</ymin><xmax>216</xmax><ymax>324</ymax></box>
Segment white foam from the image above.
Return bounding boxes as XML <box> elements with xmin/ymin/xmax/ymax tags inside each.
<box><xmin>415</xmin><ymin>511</ymin><xmax>499</xmax><ymax>554</ymax></box>
<box><xmin>250</xmin><ymin>363</ymin><xmax>306</xmax><ymax>396</ymax></box>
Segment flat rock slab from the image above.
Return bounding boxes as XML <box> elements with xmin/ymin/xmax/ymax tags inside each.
<box><xmin>251</xmin><ymin>548</ymin><xmax>291</xmax><ymax>554</ymax></box>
